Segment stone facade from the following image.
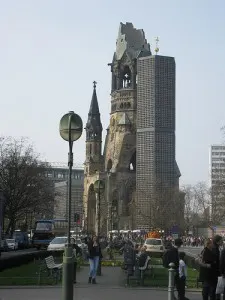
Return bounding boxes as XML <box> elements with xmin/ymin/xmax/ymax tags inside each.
<box><xmin>47</xmin><ymin>164</ymin><xmax>84</xmax><ymax>230</ymax></box>
<box><xmin>83</xmin><ymin>22</ymin><xmax>183</xmax><ymax>234</ymax></box>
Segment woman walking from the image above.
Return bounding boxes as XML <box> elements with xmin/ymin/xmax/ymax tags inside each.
<box><xmin>199</xmin><ymin>238</ymin><xmax>218</xmax><ymax>300</ymax></box>
<box><xmin>88</xmin><ymin>235</ymin><xmax>102</xmax><ymax>284</ymax></box>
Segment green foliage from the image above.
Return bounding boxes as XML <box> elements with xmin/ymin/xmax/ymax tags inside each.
<box><xmin>0</xmin><ymin>261</ymin><xmax>51</xmax><ymax>285</ymax></box>
<box><xmin>142</xmin><ymin>267</ymin><xmax>199</xmax><ymax>288</ymax></box>
<box><xmin>0</xmin><ymin>250</ymin><xmax>50</xmax><ymax>271</ymax></box>
<box><xmin>101</xmin><ymin>260</ymin><xmax>123</xmax><ymax>267</ymax></box>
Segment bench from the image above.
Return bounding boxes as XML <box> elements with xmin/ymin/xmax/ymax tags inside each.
<box><xmin>38</xmin><ymin>256</ymin><xmax>62</xmax><ymax>284</ymax></box>
<box><xmin>139</xmin><ymin>256</ymin><xmax>151</xmax><ymax>285</ymax></box>
<box><xmin>125</xmin><ymin>256</ymin><xmax>151</xmax><ymax>286</ymax></box>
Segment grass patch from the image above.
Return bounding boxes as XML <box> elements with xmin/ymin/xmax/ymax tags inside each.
<box><xmin>129</xmin><ymin>267</ymin><xmax>199</xmax><ymax>288</ymax></box>
<box><xmin>0</xmin><ymin>261</ymin><xmax>53</xmax><ymax>285</ymax></box>
<box><xmin>0</xmin><ymin>256</ymin><xmax>85</xmax><ymax>286</ymax></box>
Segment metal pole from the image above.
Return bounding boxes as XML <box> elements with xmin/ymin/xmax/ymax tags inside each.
<box><xmin>107</xmin><ymin>172</ymin><xmax>110</xmax><ymax>236</ymax></box>
<box><xmin>98</xmin><ymin>181</ymin><xmax>100</xmax><ymax>237</ymax></box>
<box><xmin>168</xmin><ymin>263</ymin><xmax>175</xmax><ymax>300</ymax></box>
<box><xmin>97</xmin><ymin>181</ymin><xmax>101</xmax><ymax>276</ymax></box>
<box><xmin>110</xmin><ymin>206</ymin><xmax>113</xmax><ymax>242</ymax></box>
<box><xmin>62</xmin><ymin>114</ymin><xmax>74</xmax><ymax>300</ymax></box>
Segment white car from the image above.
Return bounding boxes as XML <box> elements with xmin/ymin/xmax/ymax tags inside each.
<box><xmin>6</xmin><ymin>239</ymin><xmax>18</xmax><ymax>250</ymax></box>
<box><xmin>75</xmin><ymin>238</ymin><xmax>87</xmax><ymax>250</ymax></box>
<box><xmin>47</xmin><ymin>236</ymin><xmax>67</xmax><ymax>251</ymax></box>
<box><xmin>144</xmin><ymin>238</ymin><xmax>164</xmax><ymax>254</ymax></box>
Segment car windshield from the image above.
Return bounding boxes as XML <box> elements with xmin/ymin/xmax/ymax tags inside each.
<box><xmin>6</xmin><ymin>239</ymin><xmax>15</xmax><ymax>243</ymax></box>
<box><xmin>50</xmin><ymin>237</ymin><xmax>67</xmax><ymax>244</ymax></box>
<box><xmin>36</xmin><ymin>222</ymin><xmax>52</xmax><ymax>231</ymax></box>
<box><xmin>145</xmin><ymin>239</ymin><xmax>162</xmax><ymax>245</ymax></box>
<box><xmin>13</xmin><ymin>232</ymin><xmax>22</xmax><ymax>237</ymax></box>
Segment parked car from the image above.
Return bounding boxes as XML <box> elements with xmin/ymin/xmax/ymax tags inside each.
<box><xmin>144</xmin><ymin>238</ymin><xmax>165</xmax><ymax>254</ymax></box>
<box><xmin>6</xmin><ymin>239</ymin><xmax>18</xmax><ymax>250</ymax></box>
<box><xmin>47</xmin><ymin>236</ymin><xmax>67</xmax><ymax>251</ymax></box>
<box><xmin>0</xmin><ymin>239</ymin><xmax>9</xmax><ymax>252</ymax></box>
<box><xmin>74</xmin><ymin>238</ymin><xmax>87</xmax><ymax>251</ymax></box>
<box><xmin>12</xmin><ymin>231</ymin><xmax>29</xmax><ymax>249</ymax></box>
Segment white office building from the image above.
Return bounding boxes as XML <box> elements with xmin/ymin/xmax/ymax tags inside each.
<box><xmin>210</xmin><ymin>144</ymin><xmax>225</xmax><ymax>222</ymax></box>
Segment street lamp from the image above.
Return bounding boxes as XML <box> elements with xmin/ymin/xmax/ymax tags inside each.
<box><xmin>59</xmin><ymin>111</ymin><xmax>83</xmax><ymax>300</ymax></box>
<box><xmin>94</xmin><ymin>179</ymin><xmax>104</xmax><ymax>276</ymax></box>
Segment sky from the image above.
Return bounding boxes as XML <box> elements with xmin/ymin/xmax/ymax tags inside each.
<box><xmin>0</xmin><ymin>0</ymin><xmax>225</xmax><ymax>185</ymax></box>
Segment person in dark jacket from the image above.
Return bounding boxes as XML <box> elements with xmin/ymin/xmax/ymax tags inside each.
<box><xmin>138</xmin><ymin>245</ymin><xmax>148</xmax><ymax>268</ymax></box>
<box><xmin>212</xmin><ymin>235</ymin><xmax>223</xmax><ymax>300</ymax></box>
<box><xmin>220</xmin><ymin>244</ymin><xmax>225</xmax><ymax>300</ymax></box>
<box><xmin>87</xmin><ymin>235</ymin><xmax>102</xmax><ymax>284</ymax></box>
<box><xmin>200</xmin><ymin>238</ymin><xmax>218</xmax><ymax>300</ymax></box>
<box><xmin>71</xmin><ymin>238</ymin><xmax>82</xmax><ymax>284</ymax></box>
<box><xmin>123</xmin><ymin>240</ymin><xmax>136</xmax><ymax>285</ymax></box>
<box><xmin>164</xmin><ymin>238</ymin><xmax>185</xmax><ymax>300</ymax></box>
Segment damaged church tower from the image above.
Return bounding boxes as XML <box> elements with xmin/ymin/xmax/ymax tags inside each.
<box><xmin>83</xmin><ymin>22</ymin><xmax>183</xmax><ymax>234</ymax></box>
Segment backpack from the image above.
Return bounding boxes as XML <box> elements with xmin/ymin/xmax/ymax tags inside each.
<box><xmin>162</xmin><ymin>250</ymin><xmax>170</xmax><ymax>268</ymax></box>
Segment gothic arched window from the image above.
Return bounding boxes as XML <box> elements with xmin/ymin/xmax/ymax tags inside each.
<box><xmin>129</xmin><ymin>151</ymin><xmax>136</xmax><ymax>171</ymax></box>
<box><xmin>89</xmin><ymin>144</ymin><xmax>92</xmax><ymax>155</ymax></box>
<box><xmin>107</xmin><ymin>159</ymin><xmax>113</xmax><ymax>172</ymax></box>
<box><xmin>122</xmin><ymin>66</ymin><xmax>131</xmax><ymax>88</ymax></box>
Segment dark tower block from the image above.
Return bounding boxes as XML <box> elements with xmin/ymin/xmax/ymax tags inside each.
<box><xmin>136</xmin><ymin>55</ymin><xmax>181</xmax><ymax>230</ymax></box>
<box><xmin>104</xmin><ymin>22</ymin><xmax>151</xmax><ymax>230</ymax></box>
<box><xmin>84</xmin><ymin>82</ymin><xmax>104</xmax><ymax>233</ymax></box>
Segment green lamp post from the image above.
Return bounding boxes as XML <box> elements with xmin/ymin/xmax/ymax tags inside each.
<box><xmin>94</xmin><ymin>179</ymin><xmax>104</xmax><ymax>276</ymax></box>
<box><xmin>59</xmin><ymin>111</ymin><xmax>83</xmax><ymax>300</ymax></box>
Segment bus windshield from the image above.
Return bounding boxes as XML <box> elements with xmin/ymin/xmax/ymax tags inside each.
<box><xmin>35</xmin><ymin>222</ymin><xmax>53</xmax><ymax>231</ymax></box>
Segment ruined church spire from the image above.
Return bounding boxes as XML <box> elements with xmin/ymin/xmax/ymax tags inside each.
<box><xmin>86</xmin><ymin>81</ymin><xmax>102</xmax><ymax>142</ymax></box>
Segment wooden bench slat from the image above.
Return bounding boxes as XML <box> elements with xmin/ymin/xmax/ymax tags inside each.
<box><xmin>45</xmin><ymin>256</ymin><xmax>62</xmax><ymax>269</ymax></box>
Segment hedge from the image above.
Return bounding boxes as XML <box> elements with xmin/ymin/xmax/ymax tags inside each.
<box><xmin>0</xmin><ymin>250</ymin><xmax>64</xmax><ymax>272</ymax></box>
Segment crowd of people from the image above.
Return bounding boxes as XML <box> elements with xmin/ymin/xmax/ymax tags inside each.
<box><xmin>73</xmin><ymin>232</ymin><xmax>225</xmax><ymax>300</ymax></box>
<box><xmin>181</xmin><ymin>236</ymin><xmax>206</xmax><ymax>247</ymax></box>
<box><xmin>164</xmin><ymin>235</ymin><xmax>225</xmax><ymax>300</ymax></box>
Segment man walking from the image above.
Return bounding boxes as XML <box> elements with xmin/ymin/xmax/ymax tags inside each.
<box><xmin>163</xmin><ymin>238</ymin><xmax>189</xmax><ymax>300</ymax></box>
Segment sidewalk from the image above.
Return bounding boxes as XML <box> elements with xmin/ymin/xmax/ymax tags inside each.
<box><xmin>0</xmin><ymin>287</ymin><xmax>202</xmax><ymax>300</ymax></box>
<box><xmin>0</xmin><ymin>267</ymin><xmax>202</xmax><ymax>300</ymax></box>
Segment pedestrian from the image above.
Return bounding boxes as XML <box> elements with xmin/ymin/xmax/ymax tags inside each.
<box><xmin>87</xmin><ymin>235</ymin><xmax>102</xmax><ymax>284</ymax></box>
<box><xmin>123</xmin><ymin>240</ymin><xmax>136</xmax><ymax>285</ymax></box>
<box><xmin>179</xmin><ymin>252</ymin><xmax>189</xmax><ymax>300</ymax></box>
<box><xmin>199</xmin><ymin>238</ymin><xmax>218</xmax><ymax>300</ymax></box>
<box><xmin>212</xmin><ymin>235</ymin><xmax>223</xmax><ymax>300</ymax></box>
<box><xmin>162</xmin><ymin>238</ymin><xmax>184</xmax><ymax>300</ymax></box>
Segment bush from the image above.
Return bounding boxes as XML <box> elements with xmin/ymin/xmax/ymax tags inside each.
<box><xmin>0</xmin><ymin>250</ymin><xmax>50</xmax><ymax>272</ymax></box>
<box><xmin>101</xmin><ymin>260</ymin><xmax>123</xmax><ymax>267</ymax></box>
<box><xmin>0</xmin><ymin>250</ymin><xmax>65</xmax><ymax>272</ymax></box>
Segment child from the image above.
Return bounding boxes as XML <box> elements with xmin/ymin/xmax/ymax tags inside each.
<box><xmin>179</xmin><ymin>252</ymin><xmax>188</xmax><ymax>300</ymax></box>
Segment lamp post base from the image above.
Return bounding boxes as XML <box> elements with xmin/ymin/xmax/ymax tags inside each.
<box><xmin>62</xmin><ymin>245</ymin><xmax>74</xmax><ymax>300</ymax></box>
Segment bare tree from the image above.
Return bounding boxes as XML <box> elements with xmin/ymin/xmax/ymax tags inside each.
<box><xmin>0</xmin><ymin>137</ymin><xmax>55</xmax><ymax>235</ymax></box>
<box><xmin>211</xmin><ymin>180</ymin><xmax>225</xmax><ymax>224</ymax></box>
<box><xmin>182</xmin><ymin>182</ymin><xmax>211</xmax><ymax>232</ymax></box>
<box><xmin>128</xmin><ymin>180</ymin><xmax>184</xmax><ymax>232</ymax></box>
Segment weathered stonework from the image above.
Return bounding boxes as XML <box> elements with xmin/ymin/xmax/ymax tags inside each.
<box><xmin>83</xmin><ymin>22</ymin><xmax>151</xmax><ymax>234</ymax></box>
<box><xmin>83</xmin><ymin>22</ymin><xmax>183</xmax><ymax>234</ymax></box>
